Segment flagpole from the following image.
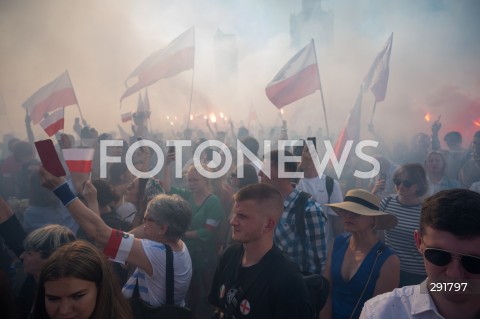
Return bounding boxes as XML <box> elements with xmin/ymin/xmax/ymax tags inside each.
<box><xmin>65</xmin><ymin>70</ymin><xmax>87</xmax><ymax>126</ymax></box>
<box><xmin>311</xmin><ymin>39</ymin><xmax>330</xmax><ymax>138</ymax></box>
<box><xmin>186</xmin><ymin>29</ymin><xmax>196</xmax><ymax>131</ymax></box>
<box><xmin>369</xmin><ymin>100</ymin><xmax>377</xmax><ymax>126</ymax></box>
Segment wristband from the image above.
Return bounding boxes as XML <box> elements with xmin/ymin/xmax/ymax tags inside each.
<box><xmin>52</xmin><ymin>182</ymin><xmax>78</xmax><ymax>207</ymax></box>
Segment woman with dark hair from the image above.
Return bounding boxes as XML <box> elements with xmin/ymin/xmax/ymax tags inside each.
<box><xmin>32</xmin><ymin>240</ymin><xmax>133</xmax><ymax>319</ymax></box>
<box><xmin>381</xmin><ymin>163</ymin><xmax>428</xmax><ymax>287</ymax></box>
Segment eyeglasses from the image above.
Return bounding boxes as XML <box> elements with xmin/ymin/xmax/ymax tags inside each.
<box><xmin>424</xmin><ymin>248</ymin><xmax>480</xmax><ymax>274</ymax></box>
<box><xmin>393</xmin><ymin>179</ymin><xmax>414</xmax><ymax>188</ymax></box>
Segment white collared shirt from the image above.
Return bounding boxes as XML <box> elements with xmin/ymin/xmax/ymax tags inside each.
<box><xmin>360</xmin><ymin>281</ymin><xmax>445</xmax><ymax>319</ymax></box>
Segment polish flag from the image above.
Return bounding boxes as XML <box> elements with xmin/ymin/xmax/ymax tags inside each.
<box><xmin>62</xmin><ymin>148</ymin><xmax>95</xmax><ymax>173</ymax></box>
<box><xmin>121</xmin><ymin>27</ymin><xmax>195</xmax><ymax>101</ymax></box>
<box><xmin>121</xmin><ymin>112</ymin><xmax>133</xmax><ymax>123</ymax></box>
<box><xmin>22</xmin><ymin>71</ymin><xmax>78</xmax><ymax>124</ymax></box>
<box><xmin>362</xmin><ymin>33</ymin><xmax>393</xmax><ymax>102</ymax></box>
<box><xmin>39</xmin><ymin>108</ymin><xmax>64</xmax><ymax>137</ymax></box>
<box><xmin>265</xmin><ymin>40</ymin><xmax>320</xmax><ymax>109</ymax></box>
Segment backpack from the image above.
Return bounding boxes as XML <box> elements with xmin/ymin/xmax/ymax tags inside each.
<box><xmin>325</xmin><ymin>175</ymin><xmax>334</xmax><ymax>204</ymax></box>
<box><xmin>293</xmin><ymin>191</ymin><xmax>330</xmax><ymax>318</ymax></box>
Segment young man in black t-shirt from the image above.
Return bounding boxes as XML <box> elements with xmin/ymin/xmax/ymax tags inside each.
<box><xmin>208</xmin><ymin>183</ymin><xmax>312</xmax><ymax>319</ymax></box>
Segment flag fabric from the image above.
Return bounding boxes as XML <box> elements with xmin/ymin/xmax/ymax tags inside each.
<box><xmin>121</xmin><ymin>27</ymin><xmax>195</xmax><ymax>101</ymax></box>
<box><xmin>334</xmin><ymin>90</ymin><xmax>363</xmax><ymax>158</ymax></box>
<box><xmin>362</xmin><ymin>33</ymin><xmax>393</xmax><ymax>102</ymax></box>
<box><xmin>121</xmin><ymin>112</ymin><xmax>133</xmax><ymax>123</ymax></box>
<box><xmin>39</xmin><ymin>108</ymin><xmax>64</xmax><ymax>137</ymax></box>
<box><xmin>265</xmin><ymin>40</ymin><xmax>320</xmax><ymax>109</ymax></box>
<box><xmin>62</xmin><ymin>148</ymin><xmax>95</xmax><ymax>173</ymax></box>
<box><xmin>22</xmin><ymin>71</ymin><xmax>77</xmax><ymax>124</ymax></box>
<box><xmin>117</xmin><ymin>124</ymin><xmax>131</xmax><ymax>142</ymax></box>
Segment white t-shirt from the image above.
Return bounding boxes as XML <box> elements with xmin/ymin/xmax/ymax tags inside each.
<box><xmin>116</xmin><ymin>201</ymin><xmax>137</xmax><ymax>224</ymax></box>
<box><xmin>122</xmin><ymin>239</ymin><xmax>192</xmax><ymax>307</ymax></box>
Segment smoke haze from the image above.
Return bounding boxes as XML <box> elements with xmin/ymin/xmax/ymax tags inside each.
<box><xmin>1</xmin><ymin>0</ymin><xmax>479</xmax><ymax>147</ymax></box>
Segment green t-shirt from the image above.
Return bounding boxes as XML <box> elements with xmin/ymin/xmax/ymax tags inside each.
<box><xmin>169</xmin><ymin>187</ymin><xmax>224</xmax><ymax>255</ymax></box>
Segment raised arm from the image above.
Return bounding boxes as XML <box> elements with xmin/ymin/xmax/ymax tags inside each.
<box><xmin>39</xmin><ymin>167</ymin><xmax>154</xmax><ymax>275</ymax></box>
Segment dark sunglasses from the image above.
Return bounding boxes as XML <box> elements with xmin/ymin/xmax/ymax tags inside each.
<box><xmin>424</xmin><ymin>248</ymin><xmax>480</xmax><ymax>274</ymax></box>
<box><xmin>393</xmin><ymin>179</ymin><xmax>414</xmax><ymax>188</ymax></box>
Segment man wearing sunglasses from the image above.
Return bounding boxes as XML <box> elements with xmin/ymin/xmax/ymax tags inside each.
<box><xmin>360</xmin><ymin>189</ymin><xmax>480</xmax><ymax>319</ymax></box>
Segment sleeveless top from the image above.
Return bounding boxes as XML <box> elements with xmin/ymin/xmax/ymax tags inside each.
<box><xmin>331</xmin><ymin>233</ymin><xmax>394</xmax><ymax>319</ymax></box>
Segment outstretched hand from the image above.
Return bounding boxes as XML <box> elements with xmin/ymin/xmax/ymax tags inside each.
<box><xmin>39</xmin><ymin>166</ymin><xmax>66</xmax><ymax>190</ymax></box>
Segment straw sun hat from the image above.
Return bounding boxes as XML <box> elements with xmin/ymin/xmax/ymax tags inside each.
<box><xmin>325</xmin><ymin>189</ymin><xmax>398</xmax><ymax>230</ymax></box>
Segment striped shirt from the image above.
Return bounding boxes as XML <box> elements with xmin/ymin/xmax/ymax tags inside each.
<box><xmin>381</xmin><ymin>196</ymin><xmax>426</xmax><ymax>275</ymax></box>
<box><xmin>274</xmin><ymin>188</ymin><xmax>327</xmax><ymax>274</ymax></box>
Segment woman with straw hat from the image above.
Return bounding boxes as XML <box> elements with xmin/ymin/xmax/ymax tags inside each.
<box><xmin>320</xmin><ymin>189</ymin><xmax>400</xmax><ymax>319</ymax></box>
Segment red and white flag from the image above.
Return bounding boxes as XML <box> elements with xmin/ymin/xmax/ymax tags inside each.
<box><xmin>39</xmin><ymin>108</ymin><xmax>64</xmax><ymax>137</ymax></box>
<box><xmin>265</xmin><ymin>40</ymin><xmax>320</xmax><ymax>109</ymax></box>
<box><xmin>62</xmin><ymin>148</ymin><xmax>95</xmax><ymax>173</ymax></box>
<box><xmin>22</xmin><ymin>71</ymin><xmax>78</xmax><ymax>124</ymax></box>
<box><xmin>121</xmin><ymin>27</ymin><xmax>195</xmax><ymax>101</ymax></box>
<box><xmin>334</xmin><ymin>90</ymin><xmax>363</xmax><ymax>158</ymax></box>
<box><xmin>121</xmin><ymin>112</ymin><xmax>133</xmax><ymax>123</ymax></box>
<box><xmin>363</xmin><ymin>33</ymin><xmax>393</xmax><ymax>102</ymax></box>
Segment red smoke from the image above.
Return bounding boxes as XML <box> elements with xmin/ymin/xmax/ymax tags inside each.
<box><xmin>425</xmin><ymin>85</ymin><xmax>480</xmax><ymax>145</ymax></box>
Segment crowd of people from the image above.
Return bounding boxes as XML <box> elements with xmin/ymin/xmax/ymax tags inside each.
<box><xmin>0</xmin><ymin>115</ymin><xmax>479</xmax><ymax>319</ymax></box>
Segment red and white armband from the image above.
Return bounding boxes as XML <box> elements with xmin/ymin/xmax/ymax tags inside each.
<box><xmin>103</xmin><ymin>229</ymin><xmax>134</xmax><ymax>264</ymax></box>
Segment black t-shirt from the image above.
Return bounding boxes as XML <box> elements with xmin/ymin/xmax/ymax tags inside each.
<box><xmin>208</xmin><ymin>244</ymin><xmax>313</xmax><ymax>319</ymax></box>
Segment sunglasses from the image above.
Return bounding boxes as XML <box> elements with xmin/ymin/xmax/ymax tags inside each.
<box><xmin>424</xmin><ymin>248</ymin><xmax>480</xmax><ymax>274</ymax></box>
<box><xmin>393</xmin><ymin>179</ymin><xmax>414</xmax><ymax>188</ymax></box>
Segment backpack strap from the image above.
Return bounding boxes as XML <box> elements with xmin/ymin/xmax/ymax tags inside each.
<box><xmin>165</xmin><ymin>244</ymin><xmax>174</xmax><ymax>305</ymax></box>
<box><xmin>325</xmin><ymin>175</ymin><xmax>334</xmax><ymax>204</ymax></box>
<box><xmin>293</xmin><ymin>191</ymin><xmax>311</xmax><ymax>271</ymax></box>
